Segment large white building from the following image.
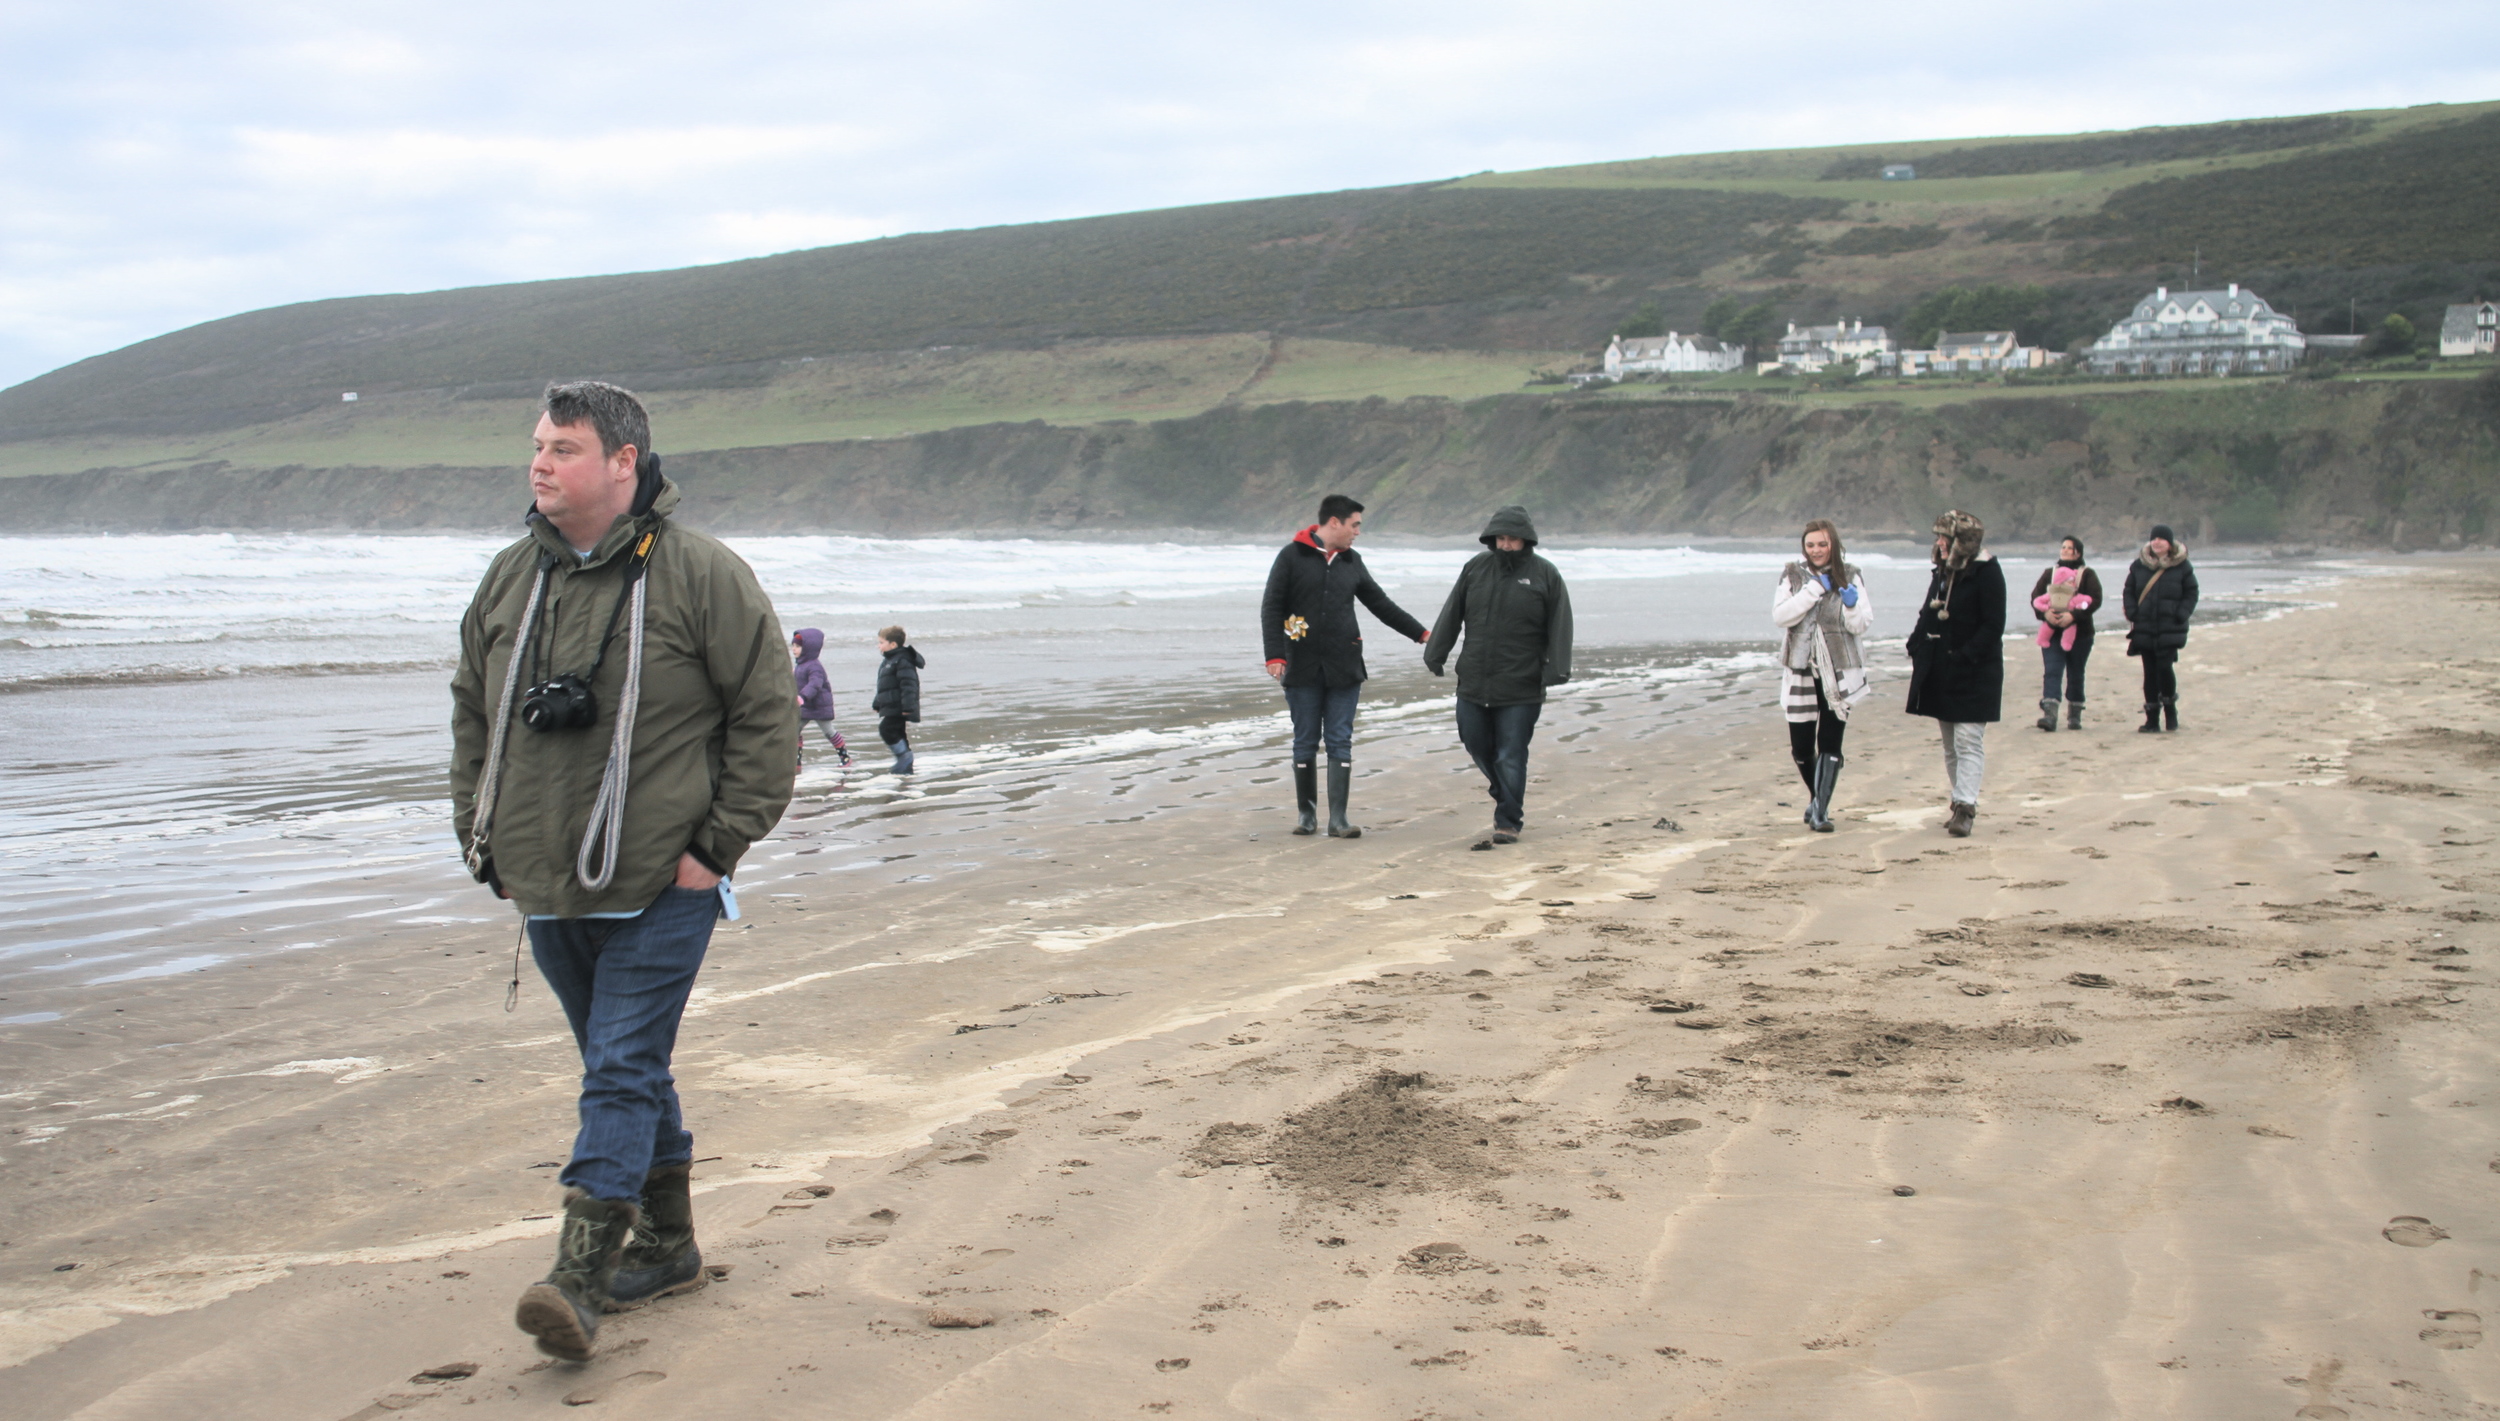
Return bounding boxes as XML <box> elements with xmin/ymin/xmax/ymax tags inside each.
<box><xmin>1602</xmin><ymin>331</ymin><xmax>1747</xmax><ymax>377</ymax></box>
<box><xmin>2085</xmin><ymin>283</ymin><xmax>2307</xmax><ymax>376</ymax></box>
<box><xmin>1770</xmin><ymin>318</ymin><xmax>1895</xmax><ymax>373</ymax></box>
<box><xmin>2441</xmin><ymin>301</ymin><xmax>2499</xmax><ymax>357</ymax></box>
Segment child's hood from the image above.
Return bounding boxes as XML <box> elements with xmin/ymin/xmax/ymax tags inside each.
<box><xmin>793</xmin><ymin>628</ymin><xmax>824</xmax><ymax>661</ymax></box>
<box><xmin>886</xmin><ymin>645</ymin><xmax>926</xmax><ymax>669</ymax></box>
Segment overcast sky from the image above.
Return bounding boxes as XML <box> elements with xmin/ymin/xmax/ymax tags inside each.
<box><xmin>3</xmin><ymin>0</ymin><xmax>2494</xmax><ymax>391</ymax></box>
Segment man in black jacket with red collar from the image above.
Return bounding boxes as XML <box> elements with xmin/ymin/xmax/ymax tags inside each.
<box><xmin>1260</xmin><ymin>494</ymin><xmax>1429</xmax><ymax>838</ymax></box>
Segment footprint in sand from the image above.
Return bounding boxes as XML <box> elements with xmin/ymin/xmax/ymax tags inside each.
<box><xmin>561</xmin><ymin>1370</ymin><xmax>665</xmax><ymax>1406</ymax></box>
<box><xmin>2384</xmin><ymin>1217</ymin><xmax>2451</xmax><ymax>1247</ymax></box>
<box><xmin>2420</xmin><ymin>1310</ymin><xmax>2483</xmax><ymax>1348</ymax></box>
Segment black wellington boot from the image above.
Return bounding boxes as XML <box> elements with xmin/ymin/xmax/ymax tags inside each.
<box><xmin>2138</xmin><ymin>701</ymin><xmax>2163</xmax><ymax>734</ymax></box>
<box><xmin>1290</xmin><ymin>764</ymin><xmax>1319</xmax><ymax>835</ymax></box>
<box><xmin>1325</xmin><ymin>762</ymin><xmax>1361</xmax><ymax>839</ymax></box>
<box><xmin>1793</xmin><ymin>756</ymin><xmax>1817</xmax><ymax>825</ymax></box>
<box><xmin>515</xmin><ymin>1192</ymin><xmax>639</xmax><ymax>1360</ymax></box>
<box><xmin>2036</xmin><ymin>698</ymin><xmax>2059</xmax><ymax>732</ymax></box>
<box><xmin>607</xmin><ymin>1163</ymin><xmax>706</xmax><ymax>1311</ymax></box>
<box><xmin>1809</xmin><ymin>754</ymin><xmax>1843</xmax><ymax>832</ymax></box>
<box><xmin>2162</xmin><ymin>695</ymin><xmax>2180</xmax><ymax>731</ymax></box>
<box><xmin>2066</xmin><ymin>700</ymin><xmax>2084</xmax><ymax>730</ymax></box>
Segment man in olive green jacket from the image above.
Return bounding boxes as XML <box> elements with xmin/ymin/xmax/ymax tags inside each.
<box><xmin>451</xmin><ymin>380</ymin><xmax>795</xmax><ymax>1359</ymax></box>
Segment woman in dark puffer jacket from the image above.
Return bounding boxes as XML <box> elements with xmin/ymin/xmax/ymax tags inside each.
<box><xmin>2121</xmin><ymin>524</ymin><xmax>2199</xmax><ymax>733</ymax></box>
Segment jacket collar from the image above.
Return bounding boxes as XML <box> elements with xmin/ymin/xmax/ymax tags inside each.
<box><xmin>526</xmin><ymin>477</ymin><xmax>679</xmax><ymax>569</ymax></box>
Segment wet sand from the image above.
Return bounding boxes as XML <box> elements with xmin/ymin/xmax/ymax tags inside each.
<box><xmin>4</xmin><ymin>560</ymin><xmax>2497</xmax><ymax>1419</ymax></box>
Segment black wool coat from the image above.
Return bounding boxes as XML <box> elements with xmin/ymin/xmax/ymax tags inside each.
<box><xmin>1259</xmin><ymin>530</ymin><xmax>1427</xmax><ymax>688</ymax></box>
<box><xmin>2121</xmin><ymin>548</ymin><xmax>2199</xmax><ymax>656</ymax></box>
<box><xmin>1905</xmin><ymin>554</ymin><xmax>2006</xmax><ymax>723</ymax></box>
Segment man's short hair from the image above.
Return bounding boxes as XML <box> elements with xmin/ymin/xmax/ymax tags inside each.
<box><xmin>879</xmin><ymin>625</ymin><xmax>907</xmax><ymax>646</ymax></box>
<box><xmin>1317</xmin><ymin>494</ymin><xmax>1364</xmax><ymax>525</ymax></box>
<box><xmin>544</xmin><ymin>380</ymin><xmax>652</xmax><ymax>461</ymax></box>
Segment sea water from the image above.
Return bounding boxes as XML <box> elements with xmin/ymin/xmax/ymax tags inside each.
<box><xmin>0</xmin><ymin>532</ymin><xmax>2365</xmax><ymax>995</ymax></box>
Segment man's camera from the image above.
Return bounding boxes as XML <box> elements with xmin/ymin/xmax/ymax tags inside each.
<box><xmin>520</xmin><ymin>674</ymin><xmax>599</xmax><ymax>732</ymax></box>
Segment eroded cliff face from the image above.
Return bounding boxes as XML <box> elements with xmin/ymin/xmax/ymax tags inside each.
<box><xmin>5</xmin><ymin>379</ymin><xmax>2494</xmax><ymax>547</ymax></box>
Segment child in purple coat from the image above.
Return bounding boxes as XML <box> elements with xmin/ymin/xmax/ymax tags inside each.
<box><xmin>790</xmin><ymin>628</ymin><xmax>850</xmax><ymax>767</ymax></box>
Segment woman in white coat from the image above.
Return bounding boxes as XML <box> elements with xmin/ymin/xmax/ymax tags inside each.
<box><xmin>1772</xmin><ymin>519</ymin><xmax>1875</xmax><ymax>831</ymax></box>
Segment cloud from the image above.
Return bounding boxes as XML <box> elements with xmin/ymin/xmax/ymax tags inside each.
<box><xmin>1</xmin><ymin>0</ymin><xmax>2495</xmax><ymax>389</ymax></box>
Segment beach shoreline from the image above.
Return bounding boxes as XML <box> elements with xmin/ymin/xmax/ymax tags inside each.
<box><xmin>4</xmin><ymin>557</ymin><xmax>2497</xmax><ymax>1419</ymax></box>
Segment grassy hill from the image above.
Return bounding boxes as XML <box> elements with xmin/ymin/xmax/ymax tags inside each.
<box><xmin>2</xmin><ymin>100</ymin><xmax>2494</xmax><ymax>483</ymax></box>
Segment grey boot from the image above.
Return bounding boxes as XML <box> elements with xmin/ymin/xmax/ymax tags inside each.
<box><xmin>1325</xmin><ymin>762</ymin><xmax>1361</xmax><ymax>839</ymax></box>
<box><xmin>1946</xmin><ymin>802</ymin><xmax>1976</xmax><ymax>838</ymax></box>
<box><xmin>891</xmin><ymin>737</ymin><xmax>915</xmax><ymax>774</ymax></box>
<box><xmin>2036</xmin><ymin>698</ymin><xmax>2059</xmax><ymax>732</ymax></box>
<box><xmin>2066</xmin><ymin>700</ymin><xmax>2084</xmax><ymax>730</ymax></box>
<box><xmin>1808</xmin><ymin>754</ymin><xmax>1843</xmax><ymax>832</ymax></box>
<box><xmin>607</xmin><ymin>1163</ymin><xmax>707</xmax><ymax>1312</ymax></box>
<box><xmin>515</xmin><ymin>1191</ymin><xmax>639</xmax><ymax>1360</ymax></box>
<box><xmin>1290</xmin><ymin>764</ymin><xmax>1319</xmax><ymax>835</ymax></box>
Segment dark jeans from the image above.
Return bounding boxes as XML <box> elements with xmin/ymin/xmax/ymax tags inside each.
<box><xmin>1455</xmin><ymin>698</ymin><xmax>1542</xmax><ymax>832</ymax></box>
<box><xmin>1283</xmin><ymin>682</ymin><xmax>1360</xmax><ymax>764</ymax></box>
<box><xmin>1787</xmin><ymin>679</ymin><xmax>1846</xmax><ymax>789</ymax></box>
<box><xmin>2041</xmin><ymin>640</ymin><xmax>2091</xmax><ymax>703</ymax></box>
<box><xmin>528</xmin><ymin>885</ymin><xmax>720</xmax><ymax>1202</ymax></box>
<box><xmin>2138</xmin><ymin>648</ymin><xmax>2178</xmax><ymax>702</ymax></box>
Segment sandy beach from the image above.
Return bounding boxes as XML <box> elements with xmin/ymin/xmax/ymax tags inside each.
<box><xmin>5</xmin><ymin>557</ymin><xmax>2497</xmax><ymax>1419</ymax></box>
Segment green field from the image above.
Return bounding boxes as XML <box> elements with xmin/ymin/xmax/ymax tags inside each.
<box><xmin>0</xmin><ymin>336</ymin><xmax>1580</xmax><ymax>478</ymax></box>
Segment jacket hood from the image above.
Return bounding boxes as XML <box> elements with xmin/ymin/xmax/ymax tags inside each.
<box><xmin>2138</xmin><ymin>541</ymin><xmax>2189</xmax><ymax>569</ymax></box>
<box><xmin>1478</xmin><ymin>505</ymin><xmax>1539</xmax><ymax>548</ymax></box>
<box><xmin>885</xmin><ymin>645</ymin><xmax>926</xmax><ymax>669</ymax></box>
<box><xmin>793</xmin><ymin>628</ymin><xmax>824</xmax><ymax>661</ymax></box>
<box><xmin>1292</xmin><ymin>525</ymin><xmax>1332</xmax><ymax>553</ymax></box>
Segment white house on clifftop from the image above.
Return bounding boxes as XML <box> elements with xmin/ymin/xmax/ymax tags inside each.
<box><xmin>2085</xmin><ymin>283</ymin><xmax>2306</xmax><ymax>375</ymax></box>
<box><xmin>2442</xmin><ymin>302</ymin><xmax>2499</xmax><ymax>357</ymax></box>
<box><xmin>1603</xmin><ymin>332</ymin><xmax>1746</xmax><ymax>376</ymax></box>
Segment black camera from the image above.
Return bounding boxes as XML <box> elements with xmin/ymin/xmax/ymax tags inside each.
<box><xmin>520</xmin><ymin>674</ymin><xmax>599</xmax><ymax>732</ymax></box>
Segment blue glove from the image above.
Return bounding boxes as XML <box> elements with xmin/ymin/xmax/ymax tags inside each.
<box><xmin>1839</xmin><ymin>584</ymin><xmax>1860</xmax><ymax>608</ymax></box>
<box><xmin>1815</xmin><ymin>572</ymin><xmax>1832</xmax><ymax>591</ymax></box>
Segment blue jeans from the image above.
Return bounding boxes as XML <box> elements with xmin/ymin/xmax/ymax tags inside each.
<box><xmin>1454</xmin><ymin>698</ymin><xmax>1542</xmax><ymax>832</ymax></box>
<box><xmin>1284</xmin><ymin>682</ymin><xmax>1360</xmax><ymax>765</ymax></box>
<box><xmin>528</xmin><ymin>885</ymin><xmax>719</xmax><ymax>1202</ymax></box>
<box><xmin>2041</xmin><ymin>641</ymin><xmax>2091</xmax><ymax>703</ymax></box>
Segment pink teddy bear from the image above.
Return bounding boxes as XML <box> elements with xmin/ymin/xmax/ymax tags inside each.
<box><xmin>2034</xmin><ymin>566</ymin><xmax>2094</xmax><ymax>650</ymax></box>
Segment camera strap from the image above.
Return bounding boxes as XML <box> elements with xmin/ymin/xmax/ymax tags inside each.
<box><xmin>576</xmin><ymin>529</ymin><xmax>660</xmax><ymax>891</ymax></box>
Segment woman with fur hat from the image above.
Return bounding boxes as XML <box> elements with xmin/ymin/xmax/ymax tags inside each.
<box><xmin>1904</xmin><ymin>510</ymin><xmax>2004</xmax><ymax>838</ymax></box>
<box><xmin>2029</xmin><ymin>536</ymin><xmax>2102</xmax><ymax>731</ymax></box>
<box><xmin>2121</xmin><ymin>524</ymin><xmax>2199</xmax><ymax>732</ymax></box>
<box><xmin>1772</xmin><ymin>519</ymin><xmax>1873</xmax><ymax>831</ymax></box>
